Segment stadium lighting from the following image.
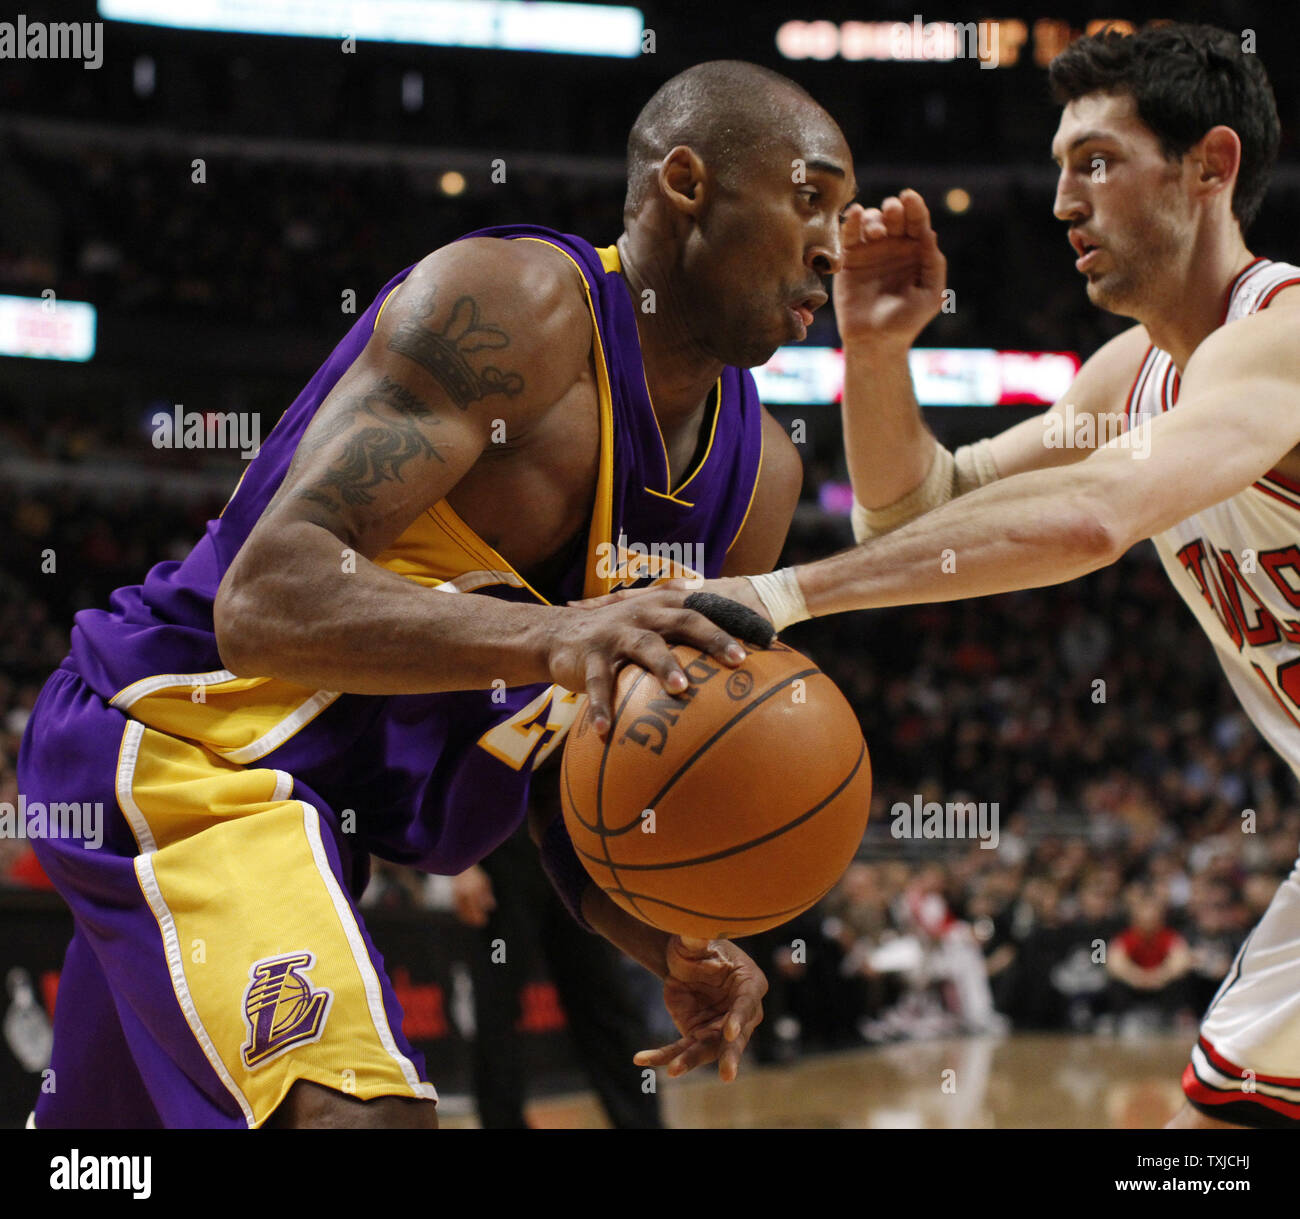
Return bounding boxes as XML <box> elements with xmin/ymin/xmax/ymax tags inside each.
<box><xmin>753</xmin><ymin>346</ymin><xmax>1080</xmax><ymax>406</ymax></box>
<box><xmin>0</xmin><ymin>295</ymin><xmax>97</xmax><ymax>362</ymax></box>
<box><xmin>99</xmin><ymin>0</ymin><xmax>645</xmax><ymax>58</ymax></box>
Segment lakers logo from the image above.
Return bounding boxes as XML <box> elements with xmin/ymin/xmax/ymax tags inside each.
<box><xmin>241</xmin><ymin>951</ymin><xmax>333</xmax><ymax>1070</ymax></box>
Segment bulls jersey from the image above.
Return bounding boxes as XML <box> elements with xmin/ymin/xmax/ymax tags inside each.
<box><xmin>1127</xmin><ymin>257</ymin><xmax>1300</xmax><ymax>780</ymax></box>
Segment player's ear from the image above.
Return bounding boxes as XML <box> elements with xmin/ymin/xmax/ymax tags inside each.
<box><xmin>1190</xmin><ymin>125</ymin><xmax>1241</xmax><ymax>201</ymax></box>
<box><xmin>658</xmin><ymin>145</ymin><xmax>708</xmax><ymax>216</ymax></box>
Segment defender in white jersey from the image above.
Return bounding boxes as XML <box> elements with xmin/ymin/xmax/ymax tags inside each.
<box><xmin>1135</xmin><ymin>258</ymin><xmax>1300</xmax><ymax>781</ymax></box>
<box><xmin>590</xmin><ymin>23</ymin><xmax>1300</xmax><ymax>1127</ymax></box>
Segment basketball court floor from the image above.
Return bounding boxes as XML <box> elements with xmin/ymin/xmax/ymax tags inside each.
<box><xmin>438</xmin><ymin>1033</ymin><xmax>1192</xmax><ymax>1129</ymax></box>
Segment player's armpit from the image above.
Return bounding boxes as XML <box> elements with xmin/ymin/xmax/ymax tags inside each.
<box><xmin>720</xmin><ymin>408</ymin><xmax>803</xmax><ymax>577</ymax></box>
<box><xmin>986</xmin><ymin>322</ymin><xmax>1150</xmax><ymax>479</ymax></box>
<box><xmin>1086</xmin><ymin>307</ymin><xmax>1300</xmax><ymax>552</ymax></box>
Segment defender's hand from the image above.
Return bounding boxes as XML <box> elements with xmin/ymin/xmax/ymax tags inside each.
<box><xmin>834</xmin><ymin>189</ymin><xmax>947</xmax><ymax>348</ymax></box>
<box><xmin>634</xmin><ymin>936</ymin><xmax>768</xmax><ymax>1083</ymax></box>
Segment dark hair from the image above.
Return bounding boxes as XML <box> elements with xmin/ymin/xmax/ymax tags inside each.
<box><xmin>1049</xmin><ymin>22</ymin><xmax>1280</xmax><ymax>232</ymax></box>
<box><xmin>624</xmin><ymin>60</ymin><xmax>825</xmax><ymax>223</ymax></box>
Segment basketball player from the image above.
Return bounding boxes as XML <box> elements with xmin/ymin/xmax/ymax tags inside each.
<box><xmin>16</xmin><ymin>60</ymin><xmax>859</xmax><ymax>1128</ymax></box>
<box><xmin>584</xmin><ymin>25</ymin><xmax>1300</xmax><ymax>1128</ymax></box>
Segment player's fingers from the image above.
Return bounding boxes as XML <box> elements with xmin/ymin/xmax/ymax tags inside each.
<box><xmin>634</xmin><ymin>1037</ymin><xmax>693</xmax><ymax>1067</ymax></box>
<box><xmin>859</xmin><ymin>205</ymin><xmax>886</xmax><ymax>240</ymax></box>
<box><xmin>689</xmin><ymin>1013</ymin><xmax>730</xmax><ymax>1040</ymax></box>
<box><xmin>583</xmin><ymin>653</ymin><xmax>616</xmax><ymax>736</ymax></box>
<box><xmin>880</xmin><ymin>195</ymin><xmax>906</xmax><ymax>238</ymax></box>
<box><xmin>726</xmin><ymin>989</ymin><xmax>764</xmax><ymax>1043</ymax></box>
<box><xmin>899</xmin><ymin>187</ymin><xmax>933</xmax><ymax>238</ymax></box>
<box><xmin>666</xmin><ymin>1035</ymin><xmax>723</xmax><ymax>1077</ymax></box>
<box><xmin>652</xmin><ymin>608</ymin><xmax>746</xmax><ymax>667</ymax></box>
<box><xmin>841</xmin><ymin>202</ymin><xmax>869</xmax><ymax>246</ymax></box>
<box><xmin>718</xmin><ymin>995</ymin><xmax>764</xmax><ymax>1081</ymax></box>
<box><xmin>620</xmin><ymin>628</ymin><xmax>690</xmax><ymax>697</ymax></box>
<box><xmin>718</xmin><ymin>1034</ymin><xmax>749</xmax><ymax>1082</ymax></box>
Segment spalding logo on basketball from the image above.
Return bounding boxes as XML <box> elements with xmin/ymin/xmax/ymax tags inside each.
<box><xmin>561</xmin><ymin>641</ymin><xmax>872</xmax><ymax>940</ymax></box>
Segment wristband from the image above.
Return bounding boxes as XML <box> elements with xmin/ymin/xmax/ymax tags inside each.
<box><xmin>744</xmin><ymin>568</ymin><xmax>810</xmax><ymax>634</ymax></box>
<box><xmin>851</xmin><ymin>437</ymin><xmax>999</xmax><ymax>542</ymax></box>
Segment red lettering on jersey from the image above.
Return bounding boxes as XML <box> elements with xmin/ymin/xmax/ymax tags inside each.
<box><xmin>1214</xmin><ymin>546</ymin><xmax>1282</xmax><ymax>647</ymax></box>
<box><xmin>1175</xmin><ymin>538</ymin><xmax>1243</xmax><ymax>650</ymax></box>
<box><xmin>1277</xmin><ymin>658</ymin><xmax>1300</xmax><ymax>716</ymax></box>
<box><xmin>1257</xmin><ymin>546</ymin><xmax>1300</xmax><ymax>641</ymax></box>
<box><xmin>1251</xmin><ymin>660</ymin><xmax>1300</xmax><ymax>728</ymax></box>
<box><xmin>1261</xmin><ymin>546</ymin><xmax>1300</xmax><ymax>608</ymax></box>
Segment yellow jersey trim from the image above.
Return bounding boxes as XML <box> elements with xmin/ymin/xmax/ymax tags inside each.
<box><xmin>637</xmin><ymin>369</ymin><xmax>722</xmax><ymax>506</ymax></box>
<box><xmin>424</xmin><ymin>499</ymin><xmax>552</xmax><ymax>604</ymax></box>
<box><xmin>670</xmin><ymin>379</ymin><xmax>722</xmax><ymax>499</ymax></box>
<box><xmin>725</xmin><ymin>421</ymin><xmax>766</xmax><ymax>554</ymax></box>
<box><xmin>597</xmin><ymin>244</ymin><xmax>621</xmax><ymax>274</ymax></box>
<box><xmin>593</xmin><ymin>240</ymin><xmax>721</xmax><ymax>509</ymax></box>
<box><xmin>512</xmin><ymin>236</ymin><xmax>616</xmax><ymax>598</ymax></box>
<box><xmin>373</xmin><ymin>282</ymin><xmax>403</xmax><ymax>331</ymax></box>
<box><xmin>601</xmin><ymin>238</ymin><xmax>690</xmax><ymax>502</ymax></box>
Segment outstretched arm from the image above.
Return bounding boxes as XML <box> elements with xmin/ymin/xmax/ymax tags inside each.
<box><xmin>795</xmin><ymin>302</ymin><xmax>1300</xmax><ymax>617</ymax></box>
<box><xmin>576</xmin><ymin>302</ymin><xmax>1300</xmax><ymax>627</ymax></box>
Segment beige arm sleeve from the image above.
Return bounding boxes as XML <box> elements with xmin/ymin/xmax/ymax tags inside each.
<box><xmin>850</xmin><ymin>437</ymin><xmax>999</xmax><ymax>543</ymax></box>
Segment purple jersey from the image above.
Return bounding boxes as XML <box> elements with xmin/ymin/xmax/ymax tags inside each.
<box><xmin>56</xmin><ymin>225</ymin><xmax>765</xmax><ymax>875</ymax></box>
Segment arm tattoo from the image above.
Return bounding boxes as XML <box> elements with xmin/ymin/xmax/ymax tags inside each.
<box><xmin>293</xmin><ymin>374</ymin><xmax>447</xmax><ymax>511</ymax></box>
<box><xmin>387</xmin><ymin>287</ymin><xmax>525</xmax><ymax>409</ymax></box>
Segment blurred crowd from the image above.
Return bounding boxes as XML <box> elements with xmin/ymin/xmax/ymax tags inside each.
<box><xmin>3</xmin><ymin>483</ymin><xmax>1294</xmax><ymax>1054</ymax></box>
<box><xmin>1</xmin><ymin>140</ymin><xmax>623</xmax><ymax>330</ymax></box>
<box><xmin>13</xmin><ymin>139</ymin><xmax>1300</xmax><ymax>358</ymax></box>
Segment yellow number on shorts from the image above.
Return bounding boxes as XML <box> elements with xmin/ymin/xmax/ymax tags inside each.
<box><xmin>477</xmin><ymin>686</ymin><xmax>584</xmax><ymax>771</ymax></box>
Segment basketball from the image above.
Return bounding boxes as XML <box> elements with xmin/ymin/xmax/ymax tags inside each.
<box><xmin>560</xmin><ymin>641</ymin><xmax>872</xmax><ymax>940</ymax></box>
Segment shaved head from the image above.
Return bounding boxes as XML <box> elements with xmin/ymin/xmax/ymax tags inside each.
<box><xmin>624</xmin><ymin>60</ymin><xmax>837</xmax><ymax>223</ymax></box>
<box><xmin>616</xmin><ymin>60</ymin><xmax>853</xmax><ymax>369</ymax></box>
